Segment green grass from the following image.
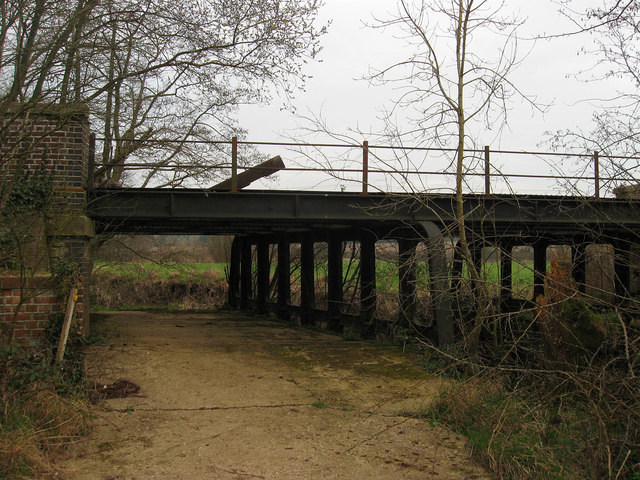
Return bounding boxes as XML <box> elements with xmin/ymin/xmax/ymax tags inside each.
<box><xmin>93</xmin><ymin>258</ymin><xmax>542</xmax><ymax>299</ymax></box>
<box><xmin>93</xmin><ymin>261</ymin><xmax>227</xmax><ymax>280</ymax></box>
<box><xmin>312</xmin><ymin>258</ymin><xmax>541</xmax><ymax>297</ymax></box>
<box><xmin>428</xmin><ymin>382</ymin><xmax>595</xmax><ymax>479</ymax></box>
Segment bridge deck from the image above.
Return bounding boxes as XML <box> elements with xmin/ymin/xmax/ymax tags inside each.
<box><xmin>88</xmin><ymin>188</ymin><xmax>640</xmax><ymax>238</ymax></box>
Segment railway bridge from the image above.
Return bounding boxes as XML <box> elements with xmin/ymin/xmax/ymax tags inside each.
<box><xmin>4</xmin><ymin>107</ymin><xmax>640</xmax><ymax>346</ymax></box>
<box><xmin>87</xmin><ymin>187</ymin><xmax>640</xmax><ymax>345</ymax></box>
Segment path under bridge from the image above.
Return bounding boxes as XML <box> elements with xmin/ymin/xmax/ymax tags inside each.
<box><xmin>87</xmin><ymin>188</ymin><xmax>640</xmax><ymax>345</ymax></box>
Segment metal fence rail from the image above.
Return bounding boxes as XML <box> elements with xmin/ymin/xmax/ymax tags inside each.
<box><xmin>88</xmin><ymin>135</ymin><xmax>639</xmax><ymax>197</ymax></box>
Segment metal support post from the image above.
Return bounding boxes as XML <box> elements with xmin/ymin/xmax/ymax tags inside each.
<box><xmin>594</xmin><ymin>151</ymin><xmax>600</xmax><ymax>199</ymax></box>
<box><xmin>484</xmin><ymin>145</ymin><xmax>491</xmax><ymax>196</ymax></box>
<box><xmin>232</xmin><ymin>136</ymin><xmax>238</xmax><ymax>193</ymax></box>
<box><xmin>240</xmin><ymin>238</ymin><xmax>252</xmax><ymax>308</ymax></box>
<box><xmin>362</xmin><ymin>141</ymin><xmax>369</xmax><ymax>195</ymax></box>
<box><xmin>256</xmin><ymin>238</ymin><xmax>270</xmax><ymax>313</ymax></box>
<box><xmin>277</xmin><ymin>235</ymin><xmax>291</xmax><ymax>320</ymax></box>
<box><xmin>533</xmin><ymin>241</ymin><xmax>547</xmax><ymax>299</ymax></box>
<box><xmin>359</xmin><ymin>230</ymin><xmax>376</xmax><ymax>335</ymax></box>
<box><xmin>500</xmin><ymin>243</ymin><xmax>513</xmax><ymax>312</ymax></box>
<box><xmin>228</xmin><ymin>236</ymin><xmax>242</xmax><ymax>307</ymax></box>
<box><xmin>327</xmin><ymin>232</ymin><xmax>343</xmax><ymax>330</ymax></box>
<box><xmin>398</xmin><ymin>238</ymin><xmax>417</xmax><ymax>329</ymax></box>
<box><xmin>300</xmin><ymin>234</ymin><xmax>315</xmax><ymax>325</ymax></box>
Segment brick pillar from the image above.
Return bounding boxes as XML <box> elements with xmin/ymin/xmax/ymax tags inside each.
<box><xmin>1</xmin><ymin>104</ymin><xmax>93</xmax><ymax>342</ymax></box>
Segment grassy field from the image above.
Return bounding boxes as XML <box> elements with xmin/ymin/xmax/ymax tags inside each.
<box><xmin>93</xmin><ymin>261</ymin><xmax>227</xmax><ymax>280</ymax></box>
<box><xmin>94</xmin><ymin>259</ymin><xmax>541</xmax><ymax>295</ymax></box>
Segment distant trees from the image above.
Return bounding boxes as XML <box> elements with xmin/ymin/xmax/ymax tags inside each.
<box><xmin>0</xmin><ymin>0</ymin><xmax>326</xmax><ymax>187</ymax></box>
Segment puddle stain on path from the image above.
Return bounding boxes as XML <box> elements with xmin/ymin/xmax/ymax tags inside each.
<box><xmin>68</xmin><ymin>311</ymin><xmax>491</xmax><ymax>480</ymax></box>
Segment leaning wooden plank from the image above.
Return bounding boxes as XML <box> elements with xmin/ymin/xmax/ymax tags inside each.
<box><xmin>55</xmin><ymin>287</ymin><xmax>78</xmax><ymax>363</ymax></box>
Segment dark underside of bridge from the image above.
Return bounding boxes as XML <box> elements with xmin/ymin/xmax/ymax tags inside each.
<box><xmin>87</xmin><ymin>189</ymin><xmax>640</xmax><ymax>345</ymax></box>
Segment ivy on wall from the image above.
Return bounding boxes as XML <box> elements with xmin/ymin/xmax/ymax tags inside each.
<box><xmin>0</xmin><ymin>166</ymin><xmax>55</xmax><ymax>271</ymax></box>
<box><xmin>1</xmin><ymin>166</ymin><xmax>54</xmax><ymax>215</ymax></box>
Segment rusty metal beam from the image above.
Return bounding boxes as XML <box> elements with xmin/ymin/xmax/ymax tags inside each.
<box><xmin>213</xmin><ymin>156</ymin><xmax>285</xmax><ymax>191</ymax></box>
<box><xmin>88</xmin><ymin>189</ymin><xmax>640</xmax><ymax>237</ymax></box>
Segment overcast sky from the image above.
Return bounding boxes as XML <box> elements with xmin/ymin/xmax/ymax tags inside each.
<box><xmin>236</xmin><ymin>0</ymin><xmax>626</xmax><ymax>194</ymax></box>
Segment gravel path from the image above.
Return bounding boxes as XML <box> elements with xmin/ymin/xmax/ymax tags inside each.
<box><xmin>67</xmin><ymin>311</ymin><xmax>490</xmax><ymax>480</ymax></box>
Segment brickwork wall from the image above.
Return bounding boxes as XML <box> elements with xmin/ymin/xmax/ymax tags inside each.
<box><xmin>0</xmin><ymin>277</ymin><xmax>62</xmax><ymax>344</ymax></box>
<box><xmin>1</xmin><ymin>104</ymin><xmax>90</xmax><ymax>209</ymax></box>
<box><xmin>1</xmin><ymin>104</ymin><xmax>91</xmax><ymax>345</ymax></box>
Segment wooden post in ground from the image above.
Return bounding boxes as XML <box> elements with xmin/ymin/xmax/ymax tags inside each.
<box><xmin>55</xmin><ymin>287</ymin><xmax>78</xmax><ymax>363</ymax></box>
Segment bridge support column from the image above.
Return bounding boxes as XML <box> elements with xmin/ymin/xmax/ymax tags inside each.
<box><xmin>398</xmin><ymin>238</ymin><xmax>417</xmax><ymax>330</ymax></box>
<box><xmin>614</xmin><ymin>239</ymin><xmax>631</xmax><ymax>302</ymax></box>
<box><xmin>228</xmin><ymin>236</ymin><xmax>242</xmax><ymax>308</ymax></box>
<box><xmin>240</xmin><ymin>238</ymin><xmax>252</xmax><ymax>309</ymax></box>
<box><xmin>500</xmin><ymin>243</ymin><xmax>513</xmax><ymax>312</ymax></box>
<box><xmin>327</xmin><ymin>232</ymin><xmax>343</xmax><ymax>331</ymax></box>
<box><xmin>450</xmin><ymin>239</ymin><xmax>464</xmax><ymax>294</ymax></box>
<box><xmin>359</xmin><ymin>231</ymin><xmax>377</xmax><ymax>336</ymax></box>
<box><xmin>256</xmin><ymin>239</ymin><xmax>270</xmax><ymax>313</ymax></box>
<box><xmin>420</xmin><ymin>222</ymin><xmax>454</xmax><ymax>346</ymax></box>
<box><xmin>533</xmin><ymin>240</ymin><xmax>548</xmax><ymax>299</ymax></box>
<box><xmin>300</xmin><ymin>234</ymin><xmax>315</xmax><ymax>325</ymax></box>
<box><xmin>572</xmin><ymin>243</ymin><xmax>587</xmax><ymax>294</ymax></box>
<box><xmin>470</xmin><ymin>236</ymin><xmax>483</xmax><ymax>279</ymax></box>
<box><xmin>277</xmin><ymin>235</ymin><xmax>291</xmax><ymax>320</ymax></box>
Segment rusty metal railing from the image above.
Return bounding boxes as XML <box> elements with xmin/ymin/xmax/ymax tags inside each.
<box><xmin>89</xmin><ymin>136</ymin><xmax>635</xmax><ymax>197</ymax></box>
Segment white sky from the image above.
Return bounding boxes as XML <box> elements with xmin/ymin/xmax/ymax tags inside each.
<box><xmin>236</xmin><ymin>0</ymin><xmax>628</xmax><ymax>194</ymax></box>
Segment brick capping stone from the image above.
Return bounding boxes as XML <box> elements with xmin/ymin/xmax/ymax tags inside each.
<box><xmin>4</xmin><ymin>102</ymin><xmax>89</xmax><ymax>119</ymax></box>
<box><xmin>0</xmin><ymin>275</ymin><xmax>53</xmax><ymax>290</ymax></box>
<box><xmin>48</xmin><ymin>215</ymin><xmax>95</xmax><ymax>237</ymax></box>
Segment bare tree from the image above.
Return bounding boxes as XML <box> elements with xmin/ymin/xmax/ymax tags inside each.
<box><xmin>366</xmin><ymin>0</ymin><xmax>538</xmax><ymax>352</ymax></box>
<box><xmin>550</xmin><ymin>1</ymin><xmax>640</xmax><ymax>191</ymax></box>
<box><xmin>0</xmin><ymin>0</ymin><xmax>327</xmax><ymax>188</ymax></box>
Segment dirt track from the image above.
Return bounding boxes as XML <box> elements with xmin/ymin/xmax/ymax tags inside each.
<box><xmin>67</xmin><ymin>311</ymin><xmax>490</xmax><ymax>479</ymax></box>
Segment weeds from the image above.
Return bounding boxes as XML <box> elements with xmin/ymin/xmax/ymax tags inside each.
<box><xmin>424</xmin><ymin>295</ymin><xmax>640</xmax><ymax>478</ymax></box>
<box><xmin>91</xmin><ymin>269</ymin><xmax>227</xmax><ymax>310</ymax></box>
<box><xmin>417</xmin><ymin>259</ymin><xmax>640</xmax><ymax>479</ymax></box>
<box><xmin>429</xmin><ymin>378</ymin><xmax>591</xmax><ymax>479</ymax></box>
<box><xmin>0</xmin><ymin>316</ymin><xmax>92</xmax><ymax>479</ymax></box>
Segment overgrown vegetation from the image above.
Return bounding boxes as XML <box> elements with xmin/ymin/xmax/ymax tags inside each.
<box><xmin>0</xmin><ymin>316</ymin><xmax>92</xmax><ymax>479</ymax></box>
<box><xmin>423</xmin><ymin>260</ymin><xmax>640</xmax><ymax>480</ymax></box>
<box><xmin>90</xmin><ymin>235</ymin><xmax>229</xmax><ymax>311</ymax></box>
<box><xmin>92</xmin><ymin>268</ymin><xmax>227</xmax><ymax>311</ymax></box>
